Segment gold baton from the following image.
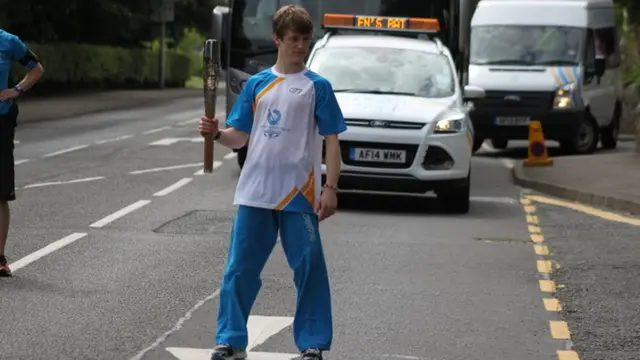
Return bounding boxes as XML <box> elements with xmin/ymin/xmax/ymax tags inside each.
<box><xmin>201</xmin><ymin>39</ymin><xmax>220</xmax><ymax>173</ymax></box>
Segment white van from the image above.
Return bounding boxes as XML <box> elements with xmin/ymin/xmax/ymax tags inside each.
<box><xmin>467</xmin><ymin>0</ymin><xmax>622</xmax><ymax>154</ymax></box>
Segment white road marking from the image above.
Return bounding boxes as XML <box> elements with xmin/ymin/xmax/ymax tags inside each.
<box><xmin>95</xmin><ymin>134</ymin><xmax>134</xmax><ymax>144</ymax></box>
<box><xmin>13</xmin><ymin>140</ymin><xmax>20</xmax><ymax>144</ymax></box>
<box><xmin>143</xmin><ymin>126</ymin><xmax>172</xmax><ymax>134</ymax></box>
<box><xmin>470</xmin><ymin>196</ymin><xmax>518</xmax><ymax>205</ymax></box>
<box><xmin>9</xmin><ymin>232</ymin><xmax>87</xmax><ymax>272</ymax></box>
<box><xmin>154</xmin><ymin>178</ymin><xmax>193</xmax><ymax>197</ymax></box>
<box><xmin>149</xmin><ymin>137</ymin><xmax>204</xmax><ymax>146</ymax></box>
<box><xmin>89</xmin><ymin>200</ymin><xmax>151</xmax><ymax>228</ymax></box>
<box><xmin>128</xmin><ymin>289</ymin><xmax>221</xmax><ymax>360</ymax></box>
<box><xmin>177</xmin><ymin>118</ymin><xmax>199</xmax><ymax>126</ymax></box>
<box><xmin>23</xmin><ymin>176</ymin><xmax>105</xmax><ymax>189</ymax></box>
<box><xmin>43</xmin><ymin>145</ymin><xmax>88</xmax><ymax>158</ymax></box>
<box><xmin>15</xmin><ymin>159</ymin><xmax>29</xmax><ymax>165</ymax></box>
<box><xmin>500</xmin><ymin>158</ymin><xmax>515</xmax><ymax>169</ymax></box>
<box><xmin>480</xmin><ymin>142</ymin><xmax>515</xmax><ymax>169</ymax></box>
<box><xmin>166</xmin><ymin>349</ymin><xmax>299</xmax><ymax>360</ymax></box>
<box><xmin>224</xmin><ymin>152</ymin><xmax>237</xmax><ymax>160</ymax></box>
<box><xmin>129</xmin><ymin>163</ymin><xmax>203</xmax><ymax>175</ymax></box>
<box><xmin>193</xmin><ymin>161</ymin><xmax>223</xmax><ymax>175</ymax></box>
<box><xmin>165</xmin><ymin>315</ymin><xmax>295</xmax><ymax>360</ymax></box>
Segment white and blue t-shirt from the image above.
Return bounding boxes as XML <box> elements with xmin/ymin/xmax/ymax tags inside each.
<box><xmin>225</xmin><ymin>66</ymin><xmax>347</xmax><ymax>213</ymax></box>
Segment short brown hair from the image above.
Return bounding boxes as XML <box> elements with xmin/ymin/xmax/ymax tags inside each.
<box><xmin>272</xmin><ymin>5</ymin><xmax>314</xmax><ymax>39</ymax></box>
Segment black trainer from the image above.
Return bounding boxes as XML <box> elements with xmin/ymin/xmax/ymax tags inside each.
<box><xmin>301</xmin><ymin>348</ymin><xmax>323</xmax><ymax>360</ymax></box>
<box><xmin>210</xmin><ymin>344</ymin><xmax>247</xmax><ymax>360</ymax></box>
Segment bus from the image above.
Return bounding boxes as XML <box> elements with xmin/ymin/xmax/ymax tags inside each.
<box><xmin>211</xmin><ymin>0</ymin><xmax>480</xmax><ymax>168</ymax></box>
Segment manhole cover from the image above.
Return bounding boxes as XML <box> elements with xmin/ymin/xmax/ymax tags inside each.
<box><xmin>154</xmin><ymin>210</ymin><xmax>236</xmax><ymax>235</ymax></box>
<box><xmin>474</xmin><ymin>237</ymin><xmax>530</xmax><ymax>244</ymax></box>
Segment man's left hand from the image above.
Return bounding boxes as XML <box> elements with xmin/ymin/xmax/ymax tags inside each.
<box><xmin>316</xmin><ymin>188</ymin><xmax>338</xmax><ymax>221</ymax></box>
<box><xmin>0</xmin><ymin>89</ymin><xmax>20</xmax><ymax>101</ymax></box>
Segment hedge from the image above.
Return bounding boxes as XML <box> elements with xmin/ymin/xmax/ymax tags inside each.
<box><xmin>9</xmin><ymin>42</ymin><xmax>194</xmax><ymax>94</ymax></box>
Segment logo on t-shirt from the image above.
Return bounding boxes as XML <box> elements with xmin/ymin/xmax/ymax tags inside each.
<box><xmin>263</xmin><ymin>109</ymin><xmax>283</xmax><ymax>138</ymax></box>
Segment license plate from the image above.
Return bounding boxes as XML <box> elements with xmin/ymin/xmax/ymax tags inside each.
<box><xmin>495</xmin><ymin>116</ymin><xmax>530</xmax><ymax>126</ymax></box>
<box><xmin>350</xmin><ymin>148</ymin><xmax>406</xmax><ymax>163</ymax></box>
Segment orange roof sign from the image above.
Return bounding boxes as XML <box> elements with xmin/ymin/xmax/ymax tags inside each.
<box><xmin>322</xmin><ymin>13</ymin><xmax>440</xmax><ymax>33</ymax></box>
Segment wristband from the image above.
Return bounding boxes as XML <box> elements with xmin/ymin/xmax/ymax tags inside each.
<box><xmin>323</xmin><ymin>183</ymin><xmax>338</xmax><ymax>191</ymax></box>
<box><xmin>213</xmin><ymin>131</ymin><xmax>221</xmax><ymax>141</ymax></box>
<box><xmin>13</xmin><ymin>84</ymin><xmax>25</xmax><ymax>93</ymax></box>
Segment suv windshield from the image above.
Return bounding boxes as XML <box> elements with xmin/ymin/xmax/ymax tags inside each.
<box><xmin>308</xmin><ymin>47</ymin><xmax>456</xmax><ymax>98</ymax></box>
<box><xmin>470</xmin><ymin>25</ymin><xmax>585</xmax><ymax>66</ymax></box>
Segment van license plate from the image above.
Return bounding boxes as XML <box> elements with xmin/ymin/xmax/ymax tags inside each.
<box><xmin>350</xmin><ymin>148</ymin><xmax>406</xmax><ymax>163</ymax></box>
<box><xmin>495</xmin><ymin>117</ymin><xmax>530</xmax><ymax>126</ymax></box>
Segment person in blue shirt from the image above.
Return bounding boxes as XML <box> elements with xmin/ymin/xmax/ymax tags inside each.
<box><xmin>0</xmin><ymin>29</ymin><xmax>44</xmax><ymax>277</ymax></box>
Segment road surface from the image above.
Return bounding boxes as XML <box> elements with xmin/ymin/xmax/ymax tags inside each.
<box><xmin>1</xmin><ymin>99</ymin><xmax>637</xmax><ymax>360</ymax></box>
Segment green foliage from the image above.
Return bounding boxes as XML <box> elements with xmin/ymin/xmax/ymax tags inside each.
<box><xmin>616</xmin><ymin>1</ymin><xmax>640</xmax><ymax>86</ymax></box>
<box><xmin>9</xmin><ymin>42</ymin><xmax>194</xmax><ymax>95</ymax></box>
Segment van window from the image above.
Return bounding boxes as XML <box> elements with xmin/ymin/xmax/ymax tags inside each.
<box><xmin>594</xmin><ymin>27</ymin><xmax>621</xmax><ymax>69</ymax></box>
<box><xmin>470</xmin><ymin>25</ymin><xmax>585</xmax><ymax>66</ymax></box>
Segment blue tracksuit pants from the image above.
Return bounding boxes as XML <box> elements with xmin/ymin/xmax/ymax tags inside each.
<box><xmin>215</xmin><ymin>205</ymin><xmax>333</xmax><ymax>352</ymax></box>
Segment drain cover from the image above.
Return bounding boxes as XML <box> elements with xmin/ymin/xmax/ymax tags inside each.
<box><xmin>154</xmin><ymin>210</ymin><xmax>236</xmax><ymax>235</ymax></box>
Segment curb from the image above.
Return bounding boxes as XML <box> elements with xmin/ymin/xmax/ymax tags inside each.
<box><xmin>619</xmin><ymin>134</ymin><xmax>635</xmax><ymax>142</ymax></box>
<box><xmin>511</xmin><ymin>161</ymin><xmax>640</xmax><ymax>215</ymax></box>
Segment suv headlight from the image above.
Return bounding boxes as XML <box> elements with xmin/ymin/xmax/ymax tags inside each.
<box><xmin>434</xmin><ymin>117</ymin><xmax>465</xmax><ymax>133</ymax></box>
<box><xmin>553</xmin><ymin>82</ymin><xmax>576</xmax><ymax>109</ymax></box>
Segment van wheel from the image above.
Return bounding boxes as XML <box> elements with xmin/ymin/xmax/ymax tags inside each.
<box><xmin>600</xmin><ymin>104</ymin><xmax>620</xmax><ymax>149</ymax></box>
<box><xmin>437</xmin><ymin>170</ymin><xmax>471</xmax><ymax>214</ymax></box>
<box><xmin>237</xmin><ymin>147</ymin><xmax>247</xmax><ymax>169</ymax></box>
<box><xmin>490</xmin><ymin>138</ymin><xmax>508</xmax><ymax>149</ymax></box>
<box><xmin>560</xmin><ymin>113</ymin><xmax>599</xmax><ymax>154</ymax></box>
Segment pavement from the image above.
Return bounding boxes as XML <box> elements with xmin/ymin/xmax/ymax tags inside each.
<box><xmin>1</xmin><ymin>94</ymin><xmax>639</xmax><ymax>360</ymax></box>
<box><xmin>14</xmin><ymin>85</ymin><xmax>224</xmax><ymax>124</ymax></box>
<box><xmin>507</xmin><ymin>142</ymin><xmax>640</xmax><ymax>216</ymax></box>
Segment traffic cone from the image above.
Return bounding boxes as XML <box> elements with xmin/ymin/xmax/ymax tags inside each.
<box><xmin>523</xmin><ymin>120</ymin><xmax>553</xmax><ymax>167</ymax></box>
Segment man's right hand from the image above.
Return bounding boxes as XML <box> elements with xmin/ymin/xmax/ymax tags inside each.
<box><xmin>199</xmin><ymin>116</ymin><xmax>219</xmax><ymax>136</ymax></box>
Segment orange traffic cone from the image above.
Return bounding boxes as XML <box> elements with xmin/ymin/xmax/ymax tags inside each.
<box><xmin>523</xmin><ymin>120</ymin><xmax>553</xmax><ymax>167</ymax></box>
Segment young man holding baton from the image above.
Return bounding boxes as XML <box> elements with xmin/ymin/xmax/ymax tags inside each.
<box><xmin>198</xmin><ymin>5</ymin><xmax>346</xmax><ymax>360</ymax></box>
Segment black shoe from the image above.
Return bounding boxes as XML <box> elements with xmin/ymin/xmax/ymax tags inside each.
<box><xmin>0</xmin><ymin>255</ymin><xmax>11</xmax><ymax>278</ymax></box>
<box><xmin>211</xmin><ymin>344</ymin><xmax>247</xmax><ymax>360</ymax></box>
<box><xmin>301</xmin><ymin>348</ymin><xmax>323</xmax><ymax>360</ymax></box>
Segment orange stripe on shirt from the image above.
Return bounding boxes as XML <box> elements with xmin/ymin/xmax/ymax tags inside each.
<box><xmin>300</xmin><ymin>170</ymin><xmax>315</xmax><ymax>206</ymax></box>
<box><xmin>252</xmin><ymin>77</ymin><xmax>285</xmax><ymax>112</ymax></box>
<box><xmin>274</xmin><ymin>186</ymin><xmax>299</xmax><ymax>210</ymax></box>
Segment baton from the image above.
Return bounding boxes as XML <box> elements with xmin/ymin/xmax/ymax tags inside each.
<box><xmin>201</xmin><ymin>39</ymin><xmax>220</xmax><ymax>173</ymax></box>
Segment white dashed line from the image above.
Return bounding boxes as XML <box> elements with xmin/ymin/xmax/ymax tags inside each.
<box><xmin>129</xmin><ymin>163</ymin><xmax>203</xmax><ymax>175</ymax></box>
<box><xmin>23</xmin><ymin>176</ymin><xmax>105</xmax><ymax>189</ymax></box>
<box><xmin>14</xmin><ymin>140</ymin><xmax>20</xmax><ymax>145</ymax></box>
<box><xmin>153</xmin><ymin>178</ymin><xmax>193</xmax><ymax>197</ymax></box>
<box><xmin>90</xmin><ymin>200</ymin><xmax>151</xmax><ymax>228</ymax></box>
<box><xmin>15</xmin><ymin>159</ymin><xmax>29</xmax><ymax>165</ymax></box>
<box><xmin>224</xmin><ymin>152</ymin><xmax>237</xmax><ymax>160</ymax></box>
<box><xmin>177</xmin><ymin>118</ymin><xmax>199</xmax><ymax>126</ymax></box>
<box><xmin>95</xmin><ymin>134</ymin><xmax>134</xmax><ymax>144</ymax></box>
<box><xmin>9</xmin><ymin>232</ymin><xmax>88</xmax><ymax>272</ymax></box>
<box><xmin>143</xmin><ymin>126</ymin><xmax>172</xmax><ymax>135</ymax></box>
<box><xmin>194</xmin><ymin>161</ymin><xmax>223</xmax><ymax>175</ymax></box>
<box><xmin>43</xmin><ymin>145</ymin><xmax>88</xmax><ymax>158</ymax></box>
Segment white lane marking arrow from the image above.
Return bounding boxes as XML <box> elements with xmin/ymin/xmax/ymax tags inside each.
<box><xmin>166</xmin><ymin>315</ymin><xmax>297</xmax><ymax>360</ymax></box>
